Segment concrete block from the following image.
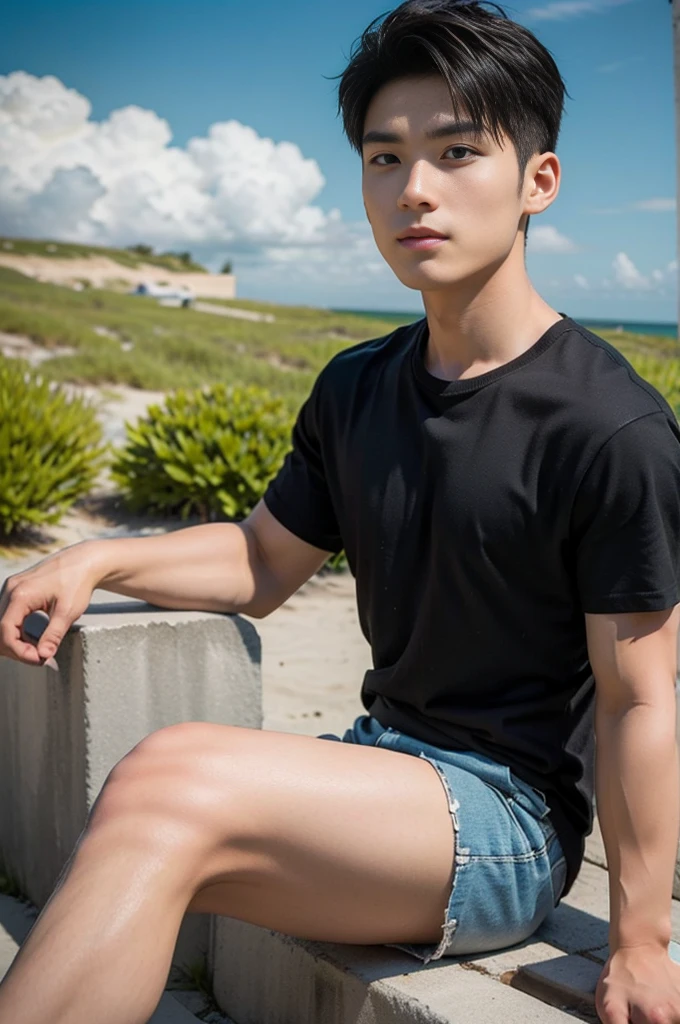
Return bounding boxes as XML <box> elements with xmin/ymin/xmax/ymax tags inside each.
<box><xmin>536</xmin><ymin>859</ymin><xmax>680</xmax><ymax>956</ymax></box>
<box><xmin>581</xmin><ymin>938</ymin><xmax>680</xmax><ymax>966</ymax></box>
<box><xmin>211</xmin><ymin>917</ymin><xmax>579</xmax><ymax>1023</ymax></box>
<box><xmin>513</xmin><ymin>954</ymin><xmax>600</xmax><ymax>1013</ymax></box>
<box><xmin>511</xmin><ymin>945</ymin><xmax>680</xmax><ymax>1015</ymax></box>
<box><xmin>149</xmin><ymin>992</ymin><xmax>207</xmax><ymax>1023</ymax></box>
<box><xmin>0</xmin><ymin>590</ymin><xmax>261</xmax><ymax>978</ymax></box>
<box><xmin>170</xmin><ymin>989</ymin><xmax>236</xmax><ymax>1021</ymax></box>
<box><xmin>515</xmin><ymin>943</ymin><xmax>680</xmax><ymax>1016</ymax></box>
<box><xmin>535</xmin><ymin>859</ymin><xmax>611</xmax><ymax>953</ymax></box>
<box><xmin>0</xmin><ymin>893</ymin><xmax>38</xmax><ymax>980</ymax></box>
<box><xmin>378</xmin><ymin>962</ymin><xmax>580</xmax><ymax>1022</ymax></box>
<box><xmin>169</xmin><ymin>991</ymin><xmax>213</xmax><ymax>1015</ymax></box>
<box><xmin>457</xmin><ymin>939</ymin><xmax>565</xmax><ymax>981</ymax></box>
<box><xmin>509</xmin><ymin>938</ymin><xmax>680</xmax><ymax>1019</ymax></box>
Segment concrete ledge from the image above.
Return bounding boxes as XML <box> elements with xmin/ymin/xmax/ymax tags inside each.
<box><xmin>210</xmin><ymin>918</ymin><xmax>581</xmax><ymax>1023</ymax></box>
<box><xmin>209</xmin><ymin>857</ymin><xmax>680</xmax><ymax>1023</ymax></box>
<box><xmin>0</xmin><ymin>589</ymin><xmax>261</xmax><ymax>976</ymax></box>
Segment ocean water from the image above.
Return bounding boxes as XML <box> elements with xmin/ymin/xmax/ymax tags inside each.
<box><xmin>575</xmin><ymin>318</ymin><xmax>678</xmax><ymax>339</ymax></box>
<box><xmin>332</xmin><ymin>308</ymin><xmax>679</xmax><ymax>339</ymax></box>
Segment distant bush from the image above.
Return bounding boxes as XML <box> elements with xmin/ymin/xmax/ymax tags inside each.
<box><xmin>109</xmin><ymin>384</ymin><xmax>295</xmax><ymax>523</ymax></box>
<box><xmin>127</xmin><ymin>244</ymin><xmax>155</xmax><ymax>257</ymax></box>
<box><xmin>0</xmin><ymin>357</ymin><xmax>108</xmax><ymax>539</ymax></box>
<box><xmin>628</xmin><ymin>354</ymin><xmax>680</xmax><ymax>417</ymax></box>
<box><xmin>220</xmin><ymin>260</ymin><xmax>233</xmax><ymax>274</ymax></box>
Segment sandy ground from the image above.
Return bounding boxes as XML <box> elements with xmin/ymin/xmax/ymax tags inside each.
<box><xmin>0</xmin><ymin>365</ymin><xmax>372</xmax><ymax>740</ymax></box>
<box><xmin>0</xmin><ymin>252</ymin><xmax>237</xmax><ymax>301</ymax></box>
<box><xmin>246</xmin><ymin>572</ymin><xmax>371</xmax><ymax>738</ymax></box>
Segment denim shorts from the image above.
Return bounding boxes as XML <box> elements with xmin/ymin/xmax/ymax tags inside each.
<box><xmin>317</xmin><ymin>713</ymin><xmax>567</xmax><ymax>965</ymax></box>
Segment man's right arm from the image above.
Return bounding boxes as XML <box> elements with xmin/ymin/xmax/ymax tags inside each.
<box><xmin>0</xmin><ymin>500</ymin><xmax>333</xmax><ymax>664</ymax></box>
<box><xmin>86</xmin><ymin>499</ymin><xmax>332</xmax><ymax>619</ymax></box>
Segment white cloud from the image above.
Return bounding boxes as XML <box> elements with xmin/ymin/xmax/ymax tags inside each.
<box><xmin>613</xmin><ymin>252</ymin><xmax>650</xmax><ymax>290</ymax></box>
<box><xmin>5</xmin><ymin>70</ymin><xmax>673</xmax><ymax>311</ymax></box>
<box><xmin>0</xmin><ymin>70</ymin><xmax>375</xmax><ymax>280</ymax></box>
<box><xmin>612</xmin><ymin>252</ymin><xmax>676</xmax><ymax>293</ymax></box>
<box><xmin>631</xmin><ymin>198</ymin><xmax>676</xmax><ymax>213</ymax></box>
<box><xmin>525</xmin><ymin>0</ymin><xmax>634</xmax><ymax>20</ymax></box>
<box><xmin>526</xmin><ymin>224</ymin><xmax>578</xmax><ymax>253</ymax></box>
<box><xmin>589</xmin><ymin>205</ymin><xmax>623</xmax><ymax>215</ymax></box>
<box><xmin>596</xmin><ymin>54</ymin><xmax>644</xmax><ymax>74</ymax></box>
<box><xmin>591</xmin><ymin>197</ymin><xmax>677</xmax><ymax>215</ymax></box>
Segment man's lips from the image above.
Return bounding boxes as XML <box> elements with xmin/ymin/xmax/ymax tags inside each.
<box><xmin>397</xmin><ymin>234</ymin><xmax>448</xmax><ymax>250</ymax></box>
<box><xmin>396</xmin><ymin>227</ymin><xmax>448</xmax><ymax>240</ymax></box>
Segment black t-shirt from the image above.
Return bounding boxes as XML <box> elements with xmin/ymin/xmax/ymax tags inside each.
<box><xmin>263</xmin><ymin>314</ymin><xmax>680</xmax><ymax>898</ymax></box>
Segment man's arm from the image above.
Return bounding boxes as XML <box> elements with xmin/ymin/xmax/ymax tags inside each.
<box><xmin>78</xmin><ymin>499</ymin><xmax>332</xmax><ymax>619</ymax></box>
<box><xmin>586</xmin><ymin>606</ymin><xmax>680</xmax><ymax>952</ymax></box>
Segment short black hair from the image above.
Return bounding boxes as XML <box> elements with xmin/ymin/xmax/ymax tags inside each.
<box><xmin>333</xmin><ymin>0</ymin><xmax>568</xmax><ymax>239</ymax></box>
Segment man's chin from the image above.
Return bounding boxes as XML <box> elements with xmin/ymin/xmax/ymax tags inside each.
<box><xmin>393</xmin><ymin>266</ymin><xmax>474</xmax><ymax>291</ymax></box>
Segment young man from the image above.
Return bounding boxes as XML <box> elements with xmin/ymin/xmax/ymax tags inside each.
<box><xmin>0</xmin><ymin>1</ymin><xmax>679</xmax><ymax>1022</ymax></box>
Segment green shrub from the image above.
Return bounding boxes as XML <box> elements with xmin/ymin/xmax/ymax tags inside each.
<box><xmin>109</xmin><ymin>384</ymin><xmax>295</xmax><ymax>522</ymax></box>
<box><xmin>627</xmin><ymin>354</ymin><xmax>680</xmax><ymax>416</ymax></box>
<box><xmin>325</xmin><ymin>549</ymin><xmax>348</xmax><ymax>572</ymax></box>
<box><xmin>0</xmin><ymin>357</ymin><xmax>108</xmax><ymax>539</ymax></box>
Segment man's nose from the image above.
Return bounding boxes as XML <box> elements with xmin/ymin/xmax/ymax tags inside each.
<box><xmin>397</xmin><ymin>160</ymin><xmax>438</xmax><ymax>209</ymax></box>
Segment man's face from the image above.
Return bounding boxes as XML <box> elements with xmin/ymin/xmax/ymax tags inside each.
<box><xmin>361</xmin><ymin>74</ymin><xmax>540</xmax><ymax>291</ymax></box>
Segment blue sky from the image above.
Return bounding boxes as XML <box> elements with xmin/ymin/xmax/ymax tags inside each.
<box><xmin>0</xmin><ymin>0</ymin><xmax>676</xmax><ymax>322</ymax></box>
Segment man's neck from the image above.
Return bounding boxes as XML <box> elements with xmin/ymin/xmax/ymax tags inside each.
<box><xmin>420</xmin><ymin>261</ymin><xmax>563</xmax><ymax>384</ymax></box>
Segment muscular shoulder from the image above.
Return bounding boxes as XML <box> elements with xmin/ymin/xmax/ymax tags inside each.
<box><xmin>556</xmin><ymin>320</ymin><xmax>676</xmax><ymax>432</ymax></box>
<box><xmin>315</xmin><ymin>319</ymin><xmax>420</xmax><ymax>401</ymax></box>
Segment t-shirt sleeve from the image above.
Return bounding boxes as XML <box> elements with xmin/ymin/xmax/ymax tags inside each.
<box><xmin>570</xmin><ymin>411</ymin><xmax>680</xmax><ymax>613</ymax></box>
<box><xmin>262</xmin><ymin>371</ymin><xmax>344</xmax><ymax>554</ymax></box>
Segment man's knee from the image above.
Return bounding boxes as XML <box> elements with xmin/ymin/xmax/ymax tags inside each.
<box><xmin>125</xmin><ymin>721</ymin><xmax>234</xmax><ymax>763</ymax></box>
<box><xmin>88</xmin><ymin>722</ymin><xmax>239</xmax><ymax>837</ymax></box>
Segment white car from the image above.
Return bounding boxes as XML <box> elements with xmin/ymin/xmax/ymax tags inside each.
<box><xmin>130</xmin><ymin>282</ymin><xmax>194</xmax><ymax>307</ymax></box>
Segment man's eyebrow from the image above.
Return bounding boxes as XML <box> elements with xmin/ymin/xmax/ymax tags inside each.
<box><xmin>362</xmin><ymin>119</ymin><xmax>487</xmax><ymax>147</ymax></box>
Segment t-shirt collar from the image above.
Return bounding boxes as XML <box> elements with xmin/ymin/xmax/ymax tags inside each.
<box><xmin>411</xmin><ymin>313</ymin><xmax>573</xmax><ymax>397</ymax></box>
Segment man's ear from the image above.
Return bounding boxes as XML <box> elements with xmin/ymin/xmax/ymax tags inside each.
<box><xmin>523</xmin><ymin>151</ymin><xmax>560</xmax><ymax>217</ymax></box>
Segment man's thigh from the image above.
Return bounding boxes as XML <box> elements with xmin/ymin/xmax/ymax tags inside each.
<box><xmin>102</xmin><ymin>722</ymin><xmax>456</xmax><ymax>947</ymax></box>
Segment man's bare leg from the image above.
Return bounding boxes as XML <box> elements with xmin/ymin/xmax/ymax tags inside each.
<box><xmin>0</xmin><ymin>722</ymin><xmax>456</xmax><ymax>1024</ymax></box>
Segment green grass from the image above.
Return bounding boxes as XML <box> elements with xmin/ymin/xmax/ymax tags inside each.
<box><xmin>0</xmin><ymin>267</ymin><xmax>414</xmax><ymax>412</ymax></box>
<box><xmin>0</xmin><ymin>263</ymin><xmax>677</xmax><ymax>417</ymax></box>
<box><xmin>0</xmin><ymin>237</ymin><xmax>208</xmax><ymax>274</ymax></box>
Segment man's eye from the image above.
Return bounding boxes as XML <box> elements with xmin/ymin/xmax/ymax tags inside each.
<box><xmin>370</xmin><ymin>153</ymin><xmax>398</xmax><ymax>166</ymax></box>
<box><xmin>446</xmin><ymin>145</ymin><xmax>475</xmax><ymax>160</ymax></box>
<box><xmin>369</xmin><ymin>146</ymin><xmax>475</xmax><ymax>166</ymax></box>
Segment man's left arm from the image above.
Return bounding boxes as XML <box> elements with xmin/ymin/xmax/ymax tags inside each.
<box><xmin>587</xmin><ymin>605</ymin><xmax>680</xmax><ymax>1023</ymax></box>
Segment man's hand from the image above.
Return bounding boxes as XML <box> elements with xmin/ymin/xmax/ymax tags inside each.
<box><xmin>0</xmin><ymin>542</ymin><xmax>99</xmax><ymax>666</ymax></box>
<box><xmin>596</xmin><ymin>945</ymin><xmax>680</xmax><ymax>1023</ymax></box>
